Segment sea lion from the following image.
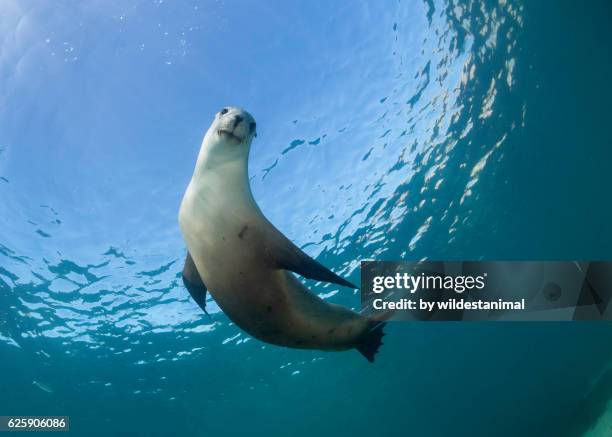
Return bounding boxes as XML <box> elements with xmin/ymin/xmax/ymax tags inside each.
<box><xmin>178</xmin><ymin>106</ymin><xmax>385</xmax><ymax>362</ymax></box>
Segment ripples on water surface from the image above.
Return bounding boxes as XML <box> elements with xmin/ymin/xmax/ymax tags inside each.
<box><xmin>1</xmin><ymin>0</ymin><xmax>612</xmax><ymax>435</ymax></box>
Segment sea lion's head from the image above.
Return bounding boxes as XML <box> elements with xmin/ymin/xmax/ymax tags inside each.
<box><xmin>211</xmin><ymin>106</ymin><xmax>257</xmax><ymax>146</ymax></box>
<box><xmin>196</xmin><ymin>107</ymin><xmax>257</xmax><ymax>170</ymax></box>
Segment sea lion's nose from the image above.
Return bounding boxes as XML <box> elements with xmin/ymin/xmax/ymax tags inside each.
<box><xmin>233</xmin><ymin>115</ymin><xmax>243</xmax><ymax>128</ymax></box>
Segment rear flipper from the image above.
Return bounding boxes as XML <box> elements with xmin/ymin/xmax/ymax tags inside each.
<box><xmin>356</xmin><ymin>322</ymin><xmax>386</xmax><ymax>363</ymax></box>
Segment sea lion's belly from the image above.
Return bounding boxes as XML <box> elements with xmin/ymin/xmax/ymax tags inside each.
<box><xmin>179</xmin><ymin>184</ymin><xmax>288</xmax><ymax>333</ymax></box>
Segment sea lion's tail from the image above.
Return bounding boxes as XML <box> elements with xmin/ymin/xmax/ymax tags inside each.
<box><xmin>356</xmin><ymin>322</ymin><xmax>386</xmax><ymax>363</ymax></box>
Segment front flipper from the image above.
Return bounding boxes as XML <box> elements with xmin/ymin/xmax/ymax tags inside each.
<box><xmin>182</xmin><ymin>252</ymin><xmax>210</xmax><ymax>317</ymax></box>
<box><xmin>261</xmin><ymin>218</ymin><xmax>358</xmax><ymax>289</ymax></box>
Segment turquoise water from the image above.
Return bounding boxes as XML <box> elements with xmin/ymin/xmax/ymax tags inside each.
<box><xmin>1</xmin><ymin>0</ymin><xmax>612</xmax><ymax>435</ymax></box>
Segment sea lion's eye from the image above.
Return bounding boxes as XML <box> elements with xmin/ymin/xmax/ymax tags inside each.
<box><xmin>220</xmin><ymin>108</ymin><xmax>229</xmax><ymax>115</ymax></box>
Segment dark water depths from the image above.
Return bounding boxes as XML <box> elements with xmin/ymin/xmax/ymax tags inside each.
<box><xmin>1</xmin><ymin>0</ymin><xmax>611</xmax><ymax>435</ymax></box>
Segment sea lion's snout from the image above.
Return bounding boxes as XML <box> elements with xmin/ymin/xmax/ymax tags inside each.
<box><xmin>216</xmin><ymin>106</ymin><xmax>257</xmax><ymax>143</ymax></box>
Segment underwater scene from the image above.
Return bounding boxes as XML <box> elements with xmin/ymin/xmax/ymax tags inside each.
<box><xmin>1</xmin><ymin>0</ymin><xmax>612</xmax><ymax>435</ymax></box>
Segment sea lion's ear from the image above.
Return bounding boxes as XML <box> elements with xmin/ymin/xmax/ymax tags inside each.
<box><xmin>182</xmin><ymin>252</ymin><xmax>210</xmax><ymax>317</ymax></box>
<box><xmin>264</xmin><ymin>222</ymin><xmax>358</xmax><ymax>289</ymax></box>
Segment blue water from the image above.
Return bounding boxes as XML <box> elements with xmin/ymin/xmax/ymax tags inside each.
<box><xmin>1</xmin><ymin>0</ymin><xmax>612</xmax><ymax>435</ymax></box>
